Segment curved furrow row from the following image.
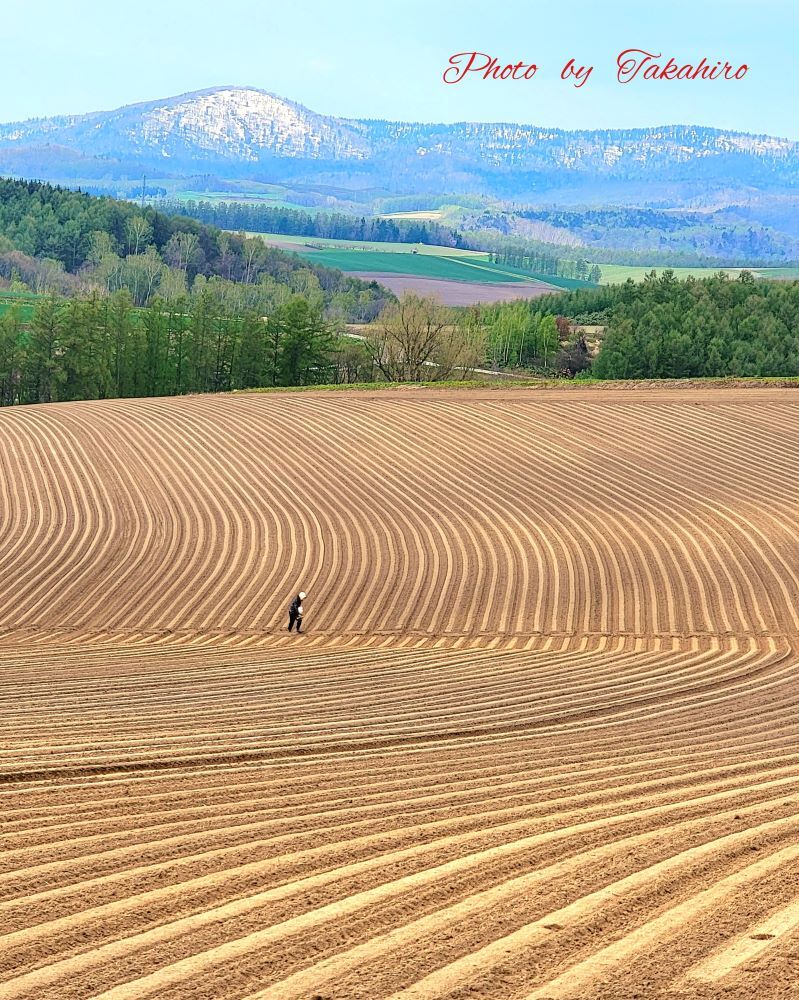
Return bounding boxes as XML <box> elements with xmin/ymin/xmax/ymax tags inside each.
<box><xmin>2</xmin><ymin>387</ymin><xmax>799</xmax><ymax>997</ymax></box>
<box><xmin>2</xmin><ymin>390</ymin><xmax>798</xmax><ymax>635</ymax></box>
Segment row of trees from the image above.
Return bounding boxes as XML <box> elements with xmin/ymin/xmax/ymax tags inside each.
<box><xmin>0</xmin><ymin>290</ymin><xmax>495</xmax><ymax>406</ymax></box>
<box><xmin>6</xmin><ymin>265</ymin><xmax>799</xmax><ymax>407</ymax></box>
<box><xmin>490</xmin><ymin>250</ymin><xmax>601</xmax><ymax>283</ymax></box>
<box><xmin>453</xmin><ymin>270</ymin><xmax>799</xmax><ymax>379</ymax></box>
<box><xmin>169</xmin><ymin>200</ymin><xmax>466</xmax><ymax>249</ymax></box>
<box><xmin>360</xmin><ymin>273</ymin><xmax>799</xmax><ymax>381</ymax></box>
<box><xmin>0</xmin><ymin>291</ymin><xmax>343</xmax><ymax>405</ymax></box>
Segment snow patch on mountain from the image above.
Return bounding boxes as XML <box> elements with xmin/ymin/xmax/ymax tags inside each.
<box><xmin>136</xmin><ymin>88</ymin><xmax>367</xmax><ymax>160</ymax></box>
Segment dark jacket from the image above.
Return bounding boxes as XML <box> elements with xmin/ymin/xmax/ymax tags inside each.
<box><xmin>289</xmin><ymin>595</ymin><xmax>303</xmax><ymax>616</ymax></box>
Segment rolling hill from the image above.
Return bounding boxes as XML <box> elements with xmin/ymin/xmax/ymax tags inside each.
<box><xmin>1</xmin><ymin>385</ymin><xmax>799</xmax><ymax>997</ymax></box>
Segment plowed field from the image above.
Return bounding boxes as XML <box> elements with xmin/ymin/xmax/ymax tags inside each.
<box><xmin>1</xmin><ymin>386</ymin><xmax>799</xmax><ymax>998</ymax></box>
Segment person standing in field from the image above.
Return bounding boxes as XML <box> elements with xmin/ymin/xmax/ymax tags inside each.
<box><xmin>287</xmin><ymin>591</ymin><xmax>306</xmax><ymax>633</ymax></box>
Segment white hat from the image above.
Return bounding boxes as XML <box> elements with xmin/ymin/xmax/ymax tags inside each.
<box><xmin>299</xmin><ymin>592</ymin><xmax>306</xmax><ymax>600</ymax></box>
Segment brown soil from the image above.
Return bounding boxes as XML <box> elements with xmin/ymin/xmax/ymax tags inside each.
<box><xmin>349</xmin><ymin>272</ymin><xmax>555</xmax><ymax>304</ymax></box>
<box><xmin>1</xmin><ymin>386</ymin><xmax>798</xmax><ymax>998</ymax></box>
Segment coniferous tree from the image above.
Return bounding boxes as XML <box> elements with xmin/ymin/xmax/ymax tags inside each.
<box><xmin>275</xmin><ymin>298</ymin><xmax>334</xmax><ymax>386</ymax></box>
<box><xmin>26</xmin><ymin>295</ymin><xmax>65</xmax><ymax>403</ymax></box>
<box><xmin>0</xmin><ymin>306</ymin><xmax>23</xmax><ymax>405</ymax></box>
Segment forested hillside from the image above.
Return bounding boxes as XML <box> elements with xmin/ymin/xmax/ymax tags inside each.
<box><xmin>592</xmin><ymin>272</ymin><xmax>799</xmax><ymax>378</ymax></box>
<box><xmin>514</xmin><ymin>207</ymin><xmax>799</xmax><ymax>263</ymax></box>
<box><xmin>0</xmin><ymin>180</ymin><xmax>390</xmax><ymax>321</ymax></box>
<box><xmin>520</xmin><ymin>271</ymin><xmax>799</xmax><ymax>378</ymax></box>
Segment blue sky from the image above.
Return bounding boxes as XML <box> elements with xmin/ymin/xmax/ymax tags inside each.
<box><xmin>4</xmin><ymin>0</ymin><xmax>797</xmax><ymax>137</ymax></box>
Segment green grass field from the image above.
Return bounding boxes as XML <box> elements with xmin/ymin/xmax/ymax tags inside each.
<box><xmin>597</xmin><ymin>264</ymin><xmax>799</xmax><ymax>284</ymax></box>
<box><xmin>0</xmin><ymin>293</ymin><xmax>38</xmax><ymax>322</ymax></box>
<box><xmin>753</xmin><ymin>267</ymin><xmax>799</xmax><ymax>280</ymax></box>
<box><xmin>291</xmin><ymin>249</ymin><xmax>569</xmax><ymax>285</ymax></box>
<box><xmin>250</xmin><ymin>233</ymin><xmax>487</xmax><ymax>257</ymax></box>
<box><xmin>597</xmin><ymin>264</ymin><xmax>744</xmax><ymax>284</ymax></box>
<box><xmin>250</xmin><ymin>234</ymin><xmax>596</xmax><ymax>288</ymax></box>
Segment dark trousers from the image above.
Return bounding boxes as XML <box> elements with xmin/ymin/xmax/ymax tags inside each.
<box><xmin>288</xmin><ymin>610</ymin><xmax>303</xmax><ymax>632</ymax></box>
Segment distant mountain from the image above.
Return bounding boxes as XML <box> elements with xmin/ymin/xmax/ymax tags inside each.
<box><xmin>0</xmin><ymin>88</ymin><xmax>368</xmax><ymax>163</ymax></box>
<box><xmin>1</xmin><ymin>86</ymin><xmax>797</xmax><ymax>205</ymax></box>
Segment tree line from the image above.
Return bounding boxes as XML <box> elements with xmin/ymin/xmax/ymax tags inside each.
<box><xmin>0</xmin><ymin>290</ymin><xmax>351</xmax><ymax>405</ymax></box>
<box><xmin>442</xmin><ymin>270</ymin><xmax>799</xmax><ymax>379</ymax></box>
<box><xmin>4</xmin><ymin>257</ymin><xmax>798</xmax><ymax>408</ymax></box>
<box><xmin>167</xmin><ymin>200</ymin><xmax>466</xmax><ymax>250</ymax></box>
<box><xmin>0</xmin><ymin>288</ymin><xmax>498</xmax><ymax>406</ymax></box>
<box><xmin>489</xmin><ymin>250</ymin><xmax>601</xmax><ymax>283</ymax></box>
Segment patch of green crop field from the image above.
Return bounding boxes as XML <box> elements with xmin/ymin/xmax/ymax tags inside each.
<box><xmin>753</xmin><ymin>267</ymin><xmax>799</xmax><ymax>280</ymax></box>
<box><xmin>597</xmin><ymin>264</ymin><xmax>744</xmax><ymax>284</ymax></box>
<box><xmin>249</xmin><ymin>235</ymin><xmax>596</xmax><ymax>288</ymax></box>
<box><xmin>0</xmin><ymin>300</ymin><xmax>35</xmax><ymax>322</ymax></box>
<box><xmin>0</xmin><ymin>290</ymin><xmax>41</xmax><ymax>320</ymax></box>
<box><xmin>598</xmin><ymin>264</ymin><xmax>799</xmax><ymax>284</ymax></box>
<box><xmin>248</xmin><ymin>233</ymin><xmax>489</xmax><ymax>257</ymax></box>
<box><xmin>293</xmin><ymin>249</ymin><xmax>542</xmax><ymax>283</ymax></box>
<box><xmin>0</xmin><ymin>288</ymin><xmax>41</xmax><ymax>299</ymax></box>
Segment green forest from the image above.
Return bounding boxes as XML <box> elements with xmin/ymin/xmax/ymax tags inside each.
<box><xmin>167</xmin><ymin>199</ymin><xmax>466</xmax><ymax>249</ymax></box>
<box><xmin>436</xmin><ymin>271</ymin><xmax>799</xmax><ymax>377</ymax></box>
<box><xmin>591</xmin><ymin>271</ymin><xmax>799</xmax><ymax>379</ymax></box>
<box><xmin>0</xmin><ymin>179</ymin><xmax>390</xmax><ymax>322</ymax></box>
<box><xmin>515</xmin><ymin>206</ymin><xmax>799</xmax><ymax>264</ymax></box>
<box><xmin>0</xmin><ymin>290</ymin><xmax>353</xmax><ymax>405</ymax></box>
<box><xmin>499</xmin><ymin>270</ymin><xmax>799</xmax><ymax>378</ymax></box>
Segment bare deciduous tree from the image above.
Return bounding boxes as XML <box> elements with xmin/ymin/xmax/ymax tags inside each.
<box><xmin>125</xmin><ymin>216</ymin><xmax>153</xmax><ymax>256</ymax></box>
<box><xmin>241</xmin><ymin>238</ymin><xmax>268</xmax><ymax>285</ymax></box>
<box><xmin>364</xmin><ymin>294</ymin><xmax>448</xmax><ymax>382</ymax></box>
<box><xmin>164</xmin><ymin>231</ymin><xmax>201</xmax><ymax>272</ymax></box>
<box><xmin>217</xmin><ymin>233</ymin><xmax>236</xmax><ymax>281</ymax></box>
<box><xmin>140</xmin><ymin>246</ymin><xmax>164</xmax><ymax>301</ymax></box>
<box><xmin>432</xmin><ymin>311</ymin><xmax>487</xmax><ymax>379</ymax></box>
<box><xmin>364</xmin><ymin>293</ymin><xmax>486</xmax><ymax>381</ymax></box>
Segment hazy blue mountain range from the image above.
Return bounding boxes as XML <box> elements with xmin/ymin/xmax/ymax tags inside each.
<box><xmin>1</xmin><ymin>86</ymin><xmax>797</xmax><ymax>207</ymax></box>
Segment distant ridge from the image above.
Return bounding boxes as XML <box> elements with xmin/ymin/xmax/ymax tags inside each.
<box><xmin>1</xmin><ymin>85</ymin><xmax>797</xmax><ymax>203</ymax></box>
